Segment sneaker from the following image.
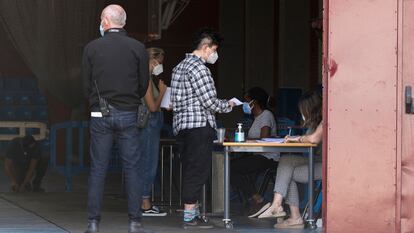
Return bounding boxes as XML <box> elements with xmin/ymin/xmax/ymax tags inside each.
<box><xmin>142</xmin><ymin>205</ymin><xmax>167</xmax><ymax>217</ymax></box>
<box><xmin>182</xmin><ymin>217</ymin><xmax>214</xmax><ymax>229</ymax></box>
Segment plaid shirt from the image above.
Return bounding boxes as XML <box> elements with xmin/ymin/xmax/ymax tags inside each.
<box><xmin>171</xmin><ymin>53</ymin><xmax>232</xmax><ymax>135</ymax></box>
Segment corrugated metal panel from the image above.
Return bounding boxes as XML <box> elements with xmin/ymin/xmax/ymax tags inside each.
<box><xmin>326</xmin><ymin>0</ymin><xmax>398</xmax><ymax>232</ymax></box>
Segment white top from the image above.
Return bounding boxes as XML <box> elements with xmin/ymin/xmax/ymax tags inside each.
<box><xmin>248</xmin><ymin>110</ymin><xmax>277</xmax><ymax>138</ymax></box>
<box><xmin>247</xmin><ymin>110</ymin><xmax>279</xmax><ymax>161</ymax></box>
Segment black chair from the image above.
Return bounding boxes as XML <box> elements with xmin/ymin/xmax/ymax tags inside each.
<box><xmin>257</xmin><ymin>167</ymin><xmax>277</xmax><ymax>196</ymax></box>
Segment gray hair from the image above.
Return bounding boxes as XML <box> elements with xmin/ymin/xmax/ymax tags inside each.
<box><xmin>102</xmin><ymin>4</ymin><xmax>127</xmax><ymax>27</ymax></box>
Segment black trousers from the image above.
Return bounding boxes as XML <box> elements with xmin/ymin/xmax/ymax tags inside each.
<box><xmin>231</xmin><ymin>154</ymin><xmax>278</xmax><ymax>200</ymax></box>
<box><xmin>15</xmin><ymin>156</ymin><xmax>48</xmax><ymax>189</ymax></box>
<box><xmin>178</xmin><ymin>124</ymin><xmax>215</xmax><ymax>204</ymax></box>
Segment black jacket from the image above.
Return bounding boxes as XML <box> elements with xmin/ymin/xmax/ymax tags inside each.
<box><xmin>82</xmin><ymin>28</ymin><xmax>149</xmax><ymax>111</ymax></box>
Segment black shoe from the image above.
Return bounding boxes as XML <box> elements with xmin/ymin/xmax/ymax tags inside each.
<box><xmin>182</xmin><ymin>217</ymin><xmax>214</xmax><ymax>229</ymax></box>
<box><xmin>84</xmin><ymin>220</ymin><xmax>99</xmax><ymax>233</ymax></box>
<box><xmin>129</xmin><ymin>221</ymin><xmax>153</xmax><ymax>233</ymax></box>
<box><xmin>142</xmin><ymin>205</ymin><xmax>167</xmax><ymax>217</ymax></box>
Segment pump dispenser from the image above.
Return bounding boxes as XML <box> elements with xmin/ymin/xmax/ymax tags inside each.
<box><xmin>234</xmin><ymin>123</ymin><xmax>245</xmax><ymax>142</ymax></box>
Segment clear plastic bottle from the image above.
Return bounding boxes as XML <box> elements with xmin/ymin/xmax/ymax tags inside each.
<box><xmin>234</xmin><ymin>123</ymin><xmax>245</xmax><ymax>142</ymax></box>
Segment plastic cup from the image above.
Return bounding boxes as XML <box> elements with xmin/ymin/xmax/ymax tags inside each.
<box><xmin>216</xmin><ymin>128</ymin><xmax>226</xmax><ymax>143</ymax></box>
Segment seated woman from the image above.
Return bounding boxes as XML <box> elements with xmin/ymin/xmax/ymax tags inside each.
<box><xmin>230</xmin><ymin>87</ymin><xmax>279</xmax><ymax>213</ymax></box>
<box><xmin>256</xmin><ymin>91</ymin><xmax>323</xmax><ymax>229</ymax></box>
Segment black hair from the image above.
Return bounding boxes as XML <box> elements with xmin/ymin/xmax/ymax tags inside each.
<box><xmin>22</xmin><ymin>134</ymin><xmax>36</xmax><ymax>151</ymax></box>
<box><xmin>246</xmin><ymin>87</ymin><xmax>270</xmax><ymax>110</ymax></box>
<box><xmin>22</xmin><ymin>135</ymin><xmax>35</xmax><ymax>145</ymax></box>
<box><xmin>191</xmin><ymin>28</ymin><xmax>222</xmax><ymax>51</ymax></box>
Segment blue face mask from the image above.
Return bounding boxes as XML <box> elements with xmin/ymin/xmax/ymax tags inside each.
<box><xmin>243</xmin><ymin>100</ymin><xmax>253</xmax><ymax>114</ymax></box>
<box><xmin>99</xmin><ymin>24</ymin><xmax>104</xmax><ymax>37</ymax></box>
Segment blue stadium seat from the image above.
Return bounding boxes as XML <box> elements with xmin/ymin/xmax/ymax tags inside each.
<box><xmin>0</xmin><ymin>94</ymin><xmax>14</xmax><ymax>105</ymax></box>
<box><xmin>26</xmin><ymin>127</ymin><xmax>40</xmax><ymax>135</ymax></box>
<box><xmin>18</xmin><ymin>95</ymin><xmax>32</xmax><ymax>105</ymax></box>
<box><xmin>32</xmin><ymin>106</ymin><xmax>48</xmax><ymax>121</ymax></box>
<box><xmin>0</xmin><ymin>127</ymin><xmax>19</xmax><ymax>134</ymax></box>
<box><xmin>0</xmin><ymin>107</ymin><xmax>16</xmax><ymax>120</ymax></box>
<box><xmin>15</xmin><ymin>107</ymin><xmax>32</xmax><ymax>120</ymax></box>
<box><xmin>33</xmin><ymin>95</ymin><xmax>47</xmax><ymax>105</ymax></box>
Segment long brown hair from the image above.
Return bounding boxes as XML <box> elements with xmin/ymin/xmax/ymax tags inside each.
<box><xmin>298</xmin><ymin>91</ymin><xmax>322</xmax><ymax>131</ymax></box>
<box><xmin>146</xmin><ymin>47</ymin><xmax>165</xmax><ymax>61</ymax></box>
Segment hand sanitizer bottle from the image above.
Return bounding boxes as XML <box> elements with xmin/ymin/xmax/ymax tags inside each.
<box><xmin>234</xmin><ymin>123</ymin><xmax>245</xmax><ymax>142</ymax></box>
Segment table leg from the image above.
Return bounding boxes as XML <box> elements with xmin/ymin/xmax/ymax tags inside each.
<box><xmin>223</xmin><ymin>146</ymin><xmax>233</xmax><ymax>229</ymax></box>
<box><xmin>161</xmin><ymin>145</ymin><xmax>164</xmax><ymax>203</ymax></box>
<box><xmin>200</xmin><ymin>184</ymin><xmax>208</xmax><ymax>223</ymax></box>
<box><xmin>307</xmin><ymin>147</ymin><xmax>316</xmax><ymax>229</ymax></box>
<box><xmin>179</xmin><ymin>157</ymin><xmax>182</xmax><ymax>206</ymax></box>
<box><xmin>169</xmin><ymin>145</ymin><xmax>173</xmax><ymax>207</ymax></box>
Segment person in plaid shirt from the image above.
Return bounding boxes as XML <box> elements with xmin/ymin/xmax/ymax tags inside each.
<box><xmin>171</xmin><ymin>28</ymin><xmax>235</xmax><ymax>229</ymax></box>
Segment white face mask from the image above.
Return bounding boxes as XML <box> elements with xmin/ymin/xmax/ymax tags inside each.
<box><xmin>99</xmin><ymin>23</ymin><xmax>104</xmax><ymax>37</ymax></box>
<box><xmin>206</xmin><ymin>51</ymin><xmax>218</xmax><ymax>64</ymax></box>
<box><xmin>152</xmin><ymin>64</ymin><xmax>163</xmax><ymax>76</ymax></box>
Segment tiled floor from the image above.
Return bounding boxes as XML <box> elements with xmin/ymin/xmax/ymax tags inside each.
<box><xmin>0</xmin><ymin>168</ymin><xmax>323</xmax><ymax>233</ymax></box>
<box><xmin>0</xmin><ymin>197</ymin><xmax>67</xmax><ymax>233</ymax></box>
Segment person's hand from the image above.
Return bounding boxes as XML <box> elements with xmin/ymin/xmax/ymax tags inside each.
<box><xmin>158</xmin><ymin>79</ymin><xmax>167</xmax><ymax>94</ymax></box>
<box><xmin>284</xmin><ymin>135</ymin><xmax>301</xmax><ymax>143</ymax></box>
<box><xmin>165</xmin><ymin>104</ymin><xmax>173</xmax><ymax>111</ymax></box>
<box><xmin>11</xmin><ymin>182</ymin><xmax>19</xmax><ymax>192</ymax></box>
<box><xmin>228</xmin><ymin>101</ymin><xmax>236</xmax><ymax>107</ymax></box>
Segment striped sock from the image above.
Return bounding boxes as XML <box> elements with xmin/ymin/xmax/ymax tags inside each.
<box><xmin>184</xmin><ymin>209</ymin><xmax>196</xmax><ymax>222</ymax></box>
<box><xmin>195</xmin><ymin>204</ymin><xmax>200</xmax><ymax>217</ymax></box>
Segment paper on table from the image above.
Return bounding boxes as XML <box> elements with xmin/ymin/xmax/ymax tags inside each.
<box><xmin>161</xmin><ymin>87</ymin><xmax>171</xmax><ymax>109</ymax></box>
<box><xmin>229</xmin><ymin>97</ymin><xmax>243</xmax><ymax>106</ymax></box>
<box><xmin>256</xmin><ymin>138</ymin><xmax>285</xmax><ymax>143</ymax></box>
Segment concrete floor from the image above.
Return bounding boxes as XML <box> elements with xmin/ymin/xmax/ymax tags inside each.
<box><xmin>0</xmin><ymin>168</ymin><xmax>323</xmax><ymax>233</ymax></box>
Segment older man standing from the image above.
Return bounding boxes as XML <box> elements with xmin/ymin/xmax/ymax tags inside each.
<box><xmin>82</xmin><ymin>4</ymin><xmax>151</xmax><ymax>233</ymax></box>
<box><xmin>171</xmin><ymin>28</ymin><xmax>235</xmax><ymax>229</ymax></box>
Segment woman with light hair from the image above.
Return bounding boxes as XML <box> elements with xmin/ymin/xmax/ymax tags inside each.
<box><xmin>140</xmin><ymin>47</ymin><xmax>168</xmax><ymax>216</ymax></box>
<box><xmin>255</xmin><ymin>92</ymin><xmax>323</xmax><ymax>229</ymax></box>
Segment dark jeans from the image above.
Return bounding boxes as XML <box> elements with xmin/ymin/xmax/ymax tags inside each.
<box><xmin>231</xmin><ymin>154</ymin><xmax>278</xmax><ymax>201</ymax></box>
<box><xmin>178</xmin><ymin>124</ymin><xmax>215</xmax><ymax>204</ymax></box>
<box><xmin>141</xmin><ymin>111</ymin><xmax>163</xmax><ymax>198</ymax></box>
<box><xmin>88</xmin><ymin>106</ymin><xmax>144</xmax><ymax>222</ymax></box>
<box><xmin>14</xmin><ymin>156</ymin><xmax>48</xmax><ymax>189</ymax></box>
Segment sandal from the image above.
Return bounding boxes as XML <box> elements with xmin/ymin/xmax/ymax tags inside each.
<box><xmin>248</xmin><ymin>202</ymin><xmax>270</xmax><ymax>218</ymax></box>
<box><xmin>274</xmin><ymin>217</ymin><xmax>305</xmax><ymax>229</ymax></box>
<box><xmin>257</xmin><ymin>205</ymin><xmax>286</xmax><ymax>219</ymax></box>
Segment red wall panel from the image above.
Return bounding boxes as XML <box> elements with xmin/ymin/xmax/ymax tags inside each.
<box><xmin>326</xmin><ymin>0</ymin><xmax>398</xmax><ymax>232</ymax></box>
<box><xmin>398</xmin><ymin>1</ymin><xmax>414</xmax><ymax>232</ymax></box>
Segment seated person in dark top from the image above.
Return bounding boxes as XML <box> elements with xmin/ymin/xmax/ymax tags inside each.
<box><xmin>4</xmin><ymin>135</ymin><xmax>48</xmax><ymax>192</ymax></box>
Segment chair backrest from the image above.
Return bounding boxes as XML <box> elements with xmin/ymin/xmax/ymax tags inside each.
<box><xmin>276</xmin><ymin>117</ymin><xmax>296</xmax><ymax>137</ymax></box>
<box><xmin>276</xmin><ymin>88</ymin><xmax>302</xmax><ymax>122</ymax></box>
